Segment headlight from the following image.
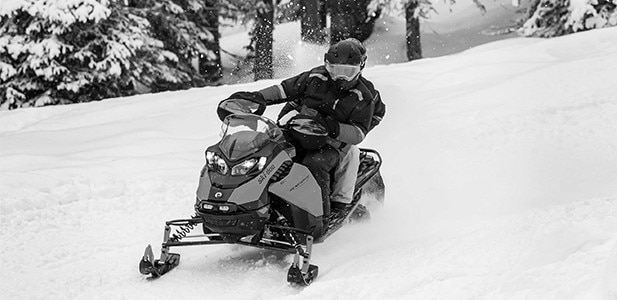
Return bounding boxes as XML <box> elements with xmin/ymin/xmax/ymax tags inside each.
<box><xmin>231</xmin><ymin>157</ymin><xmax>267</xmax><ymax>176</ymax></box>
<box><xmin>206</xmin><ymin>151</ymin><xmax>228</xmax><ymax>175</ymax></box>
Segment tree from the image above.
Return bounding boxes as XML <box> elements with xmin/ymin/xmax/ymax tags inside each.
<box><xmin>300</xmin><ymin>0</ymin><xmax>327</xmax><ymax>43</ymax></box>
<box><xmin>130</xmin><ymin>0</ymin><xmax>222</xmax><ymax>89</ymax></box>
<box><xmin>328</xmin><ymin>0</ymin><xmax>382</xmax><ymax>44</ymax></box>
<box><xmin>0</xmin><ymin>0</ymin><xmax>132</xmax><ymax>109</ymax></box>
<box><xmin>197</xmin><ymin>0</ymin><xmax>223</xmax><ymax>82</ymax></box>
<box><xmin>368</xmin><ymin>0</ymin><xmax>433</xmax><ymax>60</ymax></box>
<box><xmin>0</xmin><ymin>0</ymin><xmax>222</xmax><ymax>109</ymax></box>
<box><xmin>219</xmin><ymin>0</ymin><xmax>282</xmax><ymax>81</ymax></box>
<box><xmin>405</xmin><ymin>0</ymin><xmax>422</xmax><ymax>60</ymax></box>
<box><xmin>253</xmin><ymin>0</ymin><xmax>274</xmax><ymax>80</ymax></box>
<box><xmin>518</xmin><ymin>0</ymin><xmax>616</xmax><ymax>37</ymax></box>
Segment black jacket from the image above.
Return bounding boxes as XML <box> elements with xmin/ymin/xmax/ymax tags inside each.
<box><xmin>265</xmin><ymin>66</ymin><xmax>385</xmax><ymax>137</ymax></box>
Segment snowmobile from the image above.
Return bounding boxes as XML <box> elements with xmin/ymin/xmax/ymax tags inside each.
<box><xmin>139</xmin><ymin>98</ymin><xmax>384</xmax><ymax>286</ymax></box>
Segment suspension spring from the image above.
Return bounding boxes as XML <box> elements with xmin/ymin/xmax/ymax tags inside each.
<box><xmin>276</xmin><ymin>212</ymin><xmax>307</xmax><ymax>257</ymax></box>
<box><xmin>169</xmin><ymin>214</ymin><xmax>199</xmax><ymax>242</ymax></box>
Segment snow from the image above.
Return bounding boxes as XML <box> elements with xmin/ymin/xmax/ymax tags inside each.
<box><xmin>2</xmin><ymin>9</ymin><xmax>617</xmax><ymax>300</ymax></box>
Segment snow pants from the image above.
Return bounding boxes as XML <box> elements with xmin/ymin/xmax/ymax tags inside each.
<box><xmin>331</xmin><ymin>145</ymin><xmax>360</xmax><ymax>205</ymax></box>
<box><xmin>301</xmin><ymin>146</ymin><xmax>340</xmax><ymax>216</ymax></box>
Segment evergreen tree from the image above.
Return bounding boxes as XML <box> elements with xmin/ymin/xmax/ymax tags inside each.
<box><xmin>195</xmin><ymin>0</ymin><xmax>223</xmax><ymax>82</ymax></box>
<box><xmin>0</xmin><ymin>0</ymin><xmax>221</xmax><ymax>110</ymax></box>
<box><xmin>328</xmin><ymin>0</ymin><xmax>382</xmax><ymax>44</ymax></box>
<box><xmin>127</xmin><ymin>0</ymin><xmax>221</xmax><ymax>90</ymax></box>
<box><xmin>1</xmin><ymin>0</ymin><xmax>119</xmax><ymax>109</ymax></box>
<box><xmin>300</xmin><ymin>0</ymin><xmax>327</xmax><ymax>44</ymax></box>
<box><xmin>518</xmin><ymin>0</ymin><xmax>616</xmax><ymax>37</ymax></box>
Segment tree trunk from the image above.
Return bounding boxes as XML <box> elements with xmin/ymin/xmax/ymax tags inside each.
<box><xmin>328</xmin><ymin>0</ymin><xmax>379</xmax><ymax>44</ymax></box>
<box><xmin>254</xmin><ymin>0</ymin><xmax>274</xmax><ymax>81</ymax></box>
<box><xmin>319</xmin><ymin>0</ymin><xmax>327</xmax><ymax>29</ymax></box>
<box><xmin>405</xmin><ymin>0</ymin><xmax>422</xmax><ymax>61</ymax></box>
<box><xmin>300</xmin><ymin>0</ymin><xmax>327</xmax><ymax>44</ymax></box>
<box><xmin>199</xmin><ymin>0</ymin><xmax>222</xmax><ymax>82</ymax></box>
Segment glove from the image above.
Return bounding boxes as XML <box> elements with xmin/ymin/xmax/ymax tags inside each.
<box><xmin>227</xmin><ymin>91</ymin><xmax>266</xmax><ymax>107</ymax></box>
<box><xmin>218</xmin><ymin>91</ymin><xmax>266</xmax><ymax>121</ymax></box>
<box><xmin>315</xmin><ymin>114</ymin><xmax>340</xmax><ymax>138</ymax></box>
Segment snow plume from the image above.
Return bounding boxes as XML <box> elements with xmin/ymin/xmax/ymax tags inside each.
<box><xmin>274</xmin><ymin>38</ymin><xmax>328</xmax><ymax>78</ymax></box>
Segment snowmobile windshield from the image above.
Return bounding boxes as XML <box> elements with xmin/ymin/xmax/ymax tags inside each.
<box><xmin>219</xmin><ymin>114</ymin><xmax>282</xmax><ymax>161</ymax></box>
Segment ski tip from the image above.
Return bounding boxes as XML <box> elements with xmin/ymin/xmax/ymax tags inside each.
<box><xmin>143</xmin><ymin>244</ymin><xmax>154</xmax><ymax>261</ymax></box>
<box><xmin>140</xmin><ymin>245</ymin><xmax>156</xmax><ymax>276</ymax></box>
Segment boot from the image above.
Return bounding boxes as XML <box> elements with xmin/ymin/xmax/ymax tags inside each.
<box><xmin>330</xmin><ymin>201</ymin><xmax>351</xmax><ymax>217</ymax></box>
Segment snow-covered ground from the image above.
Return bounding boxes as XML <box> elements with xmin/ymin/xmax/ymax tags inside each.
<box><xmin>2</xmin><ymin>15</ymin><xmax>617</xmax><ymax>300</ymax></box>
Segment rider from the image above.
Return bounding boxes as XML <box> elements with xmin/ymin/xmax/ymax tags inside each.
<box><xmin>227</xmin><ymin>38</ymin><xmax>385</xmax><ymax>216</ymax></box>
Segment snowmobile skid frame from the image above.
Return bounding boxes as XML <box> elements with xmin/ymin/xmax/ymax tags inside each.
<box><xmin>140</xmin><ymin>149</ymin><xmax>382</xmax><ymax>286</ymax></box>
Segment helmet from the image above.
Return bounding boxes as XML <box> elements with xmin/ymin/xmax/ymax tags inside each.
<box><xmin>324</xmin><ymin>38</ymin><xmax>367</xmax><ymax>90</ymax></box>
<box><xmin>324</xmin><ymin>38</ymin><xmax>367</xmax><ymax>67</ymax></box>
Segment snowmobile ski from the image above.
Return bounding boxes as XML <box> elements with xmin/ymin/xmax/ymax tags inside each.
<box><xmin>287</xmin><ymin>235</ymin><xmax>319</xmax><ymax>286</ymax></box>
<box><xmin>139</xmin><ymin>244</ymin><xmax>180</xmax><ymax>278</ymax></box>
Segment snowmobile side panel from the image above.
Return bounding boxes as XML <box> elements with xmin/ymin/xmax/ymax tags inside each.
<box><xmin>268</xmin><ymin>163</ymin><xmax>323</xmax><ymax>217</ymax></box>
<box><xmin>273</xmin><ymin>199</ymin><xmax>324</xmax><ymax>239</ymax></box>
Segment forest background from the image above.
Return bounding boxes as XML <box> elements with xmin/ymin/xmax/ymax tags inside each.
<box><xmin>0</xmin><ymin>0</ymin><xmax>615</xmax><ymax>109</ymax></box>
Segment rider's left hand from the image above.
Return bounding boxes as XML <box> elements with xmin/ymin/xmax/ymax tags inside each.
<box><xmin>315</xmin><ymin>114</ymin><xmax>340</xmax><ymax>138</ymax></box>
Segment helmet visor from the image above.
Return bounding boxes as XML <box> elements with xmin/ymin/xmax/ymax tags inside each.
<box><xmin>325</xmin><ymin>62</ymin><xmax>361</xmax><ymax>81</ymax></box>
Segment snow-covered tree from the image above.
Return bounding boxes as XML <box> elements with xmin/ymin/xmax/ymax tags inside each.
<box><xmin>0</xmin><ymin>0</ymin><xmax>220</xmax><ymax>110</ymax></box>
<box><xmin>0</xmin><ymin>0</ymin><xmax>113</xmax><ymax>108</ymax></box>
<box><xmin>130</xmin><ymin>0</ymin><xmax>222</xmax><ymax>86</ymax></box>
<box><xmin>198</xmin><ymin>0</ymin><xmax>223</xmax><ymax>82</ymax></box>
<box><xmin>518</xmin><ymin>0</ymin><xmax>617</xmax><ymax>37</ymax></box>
